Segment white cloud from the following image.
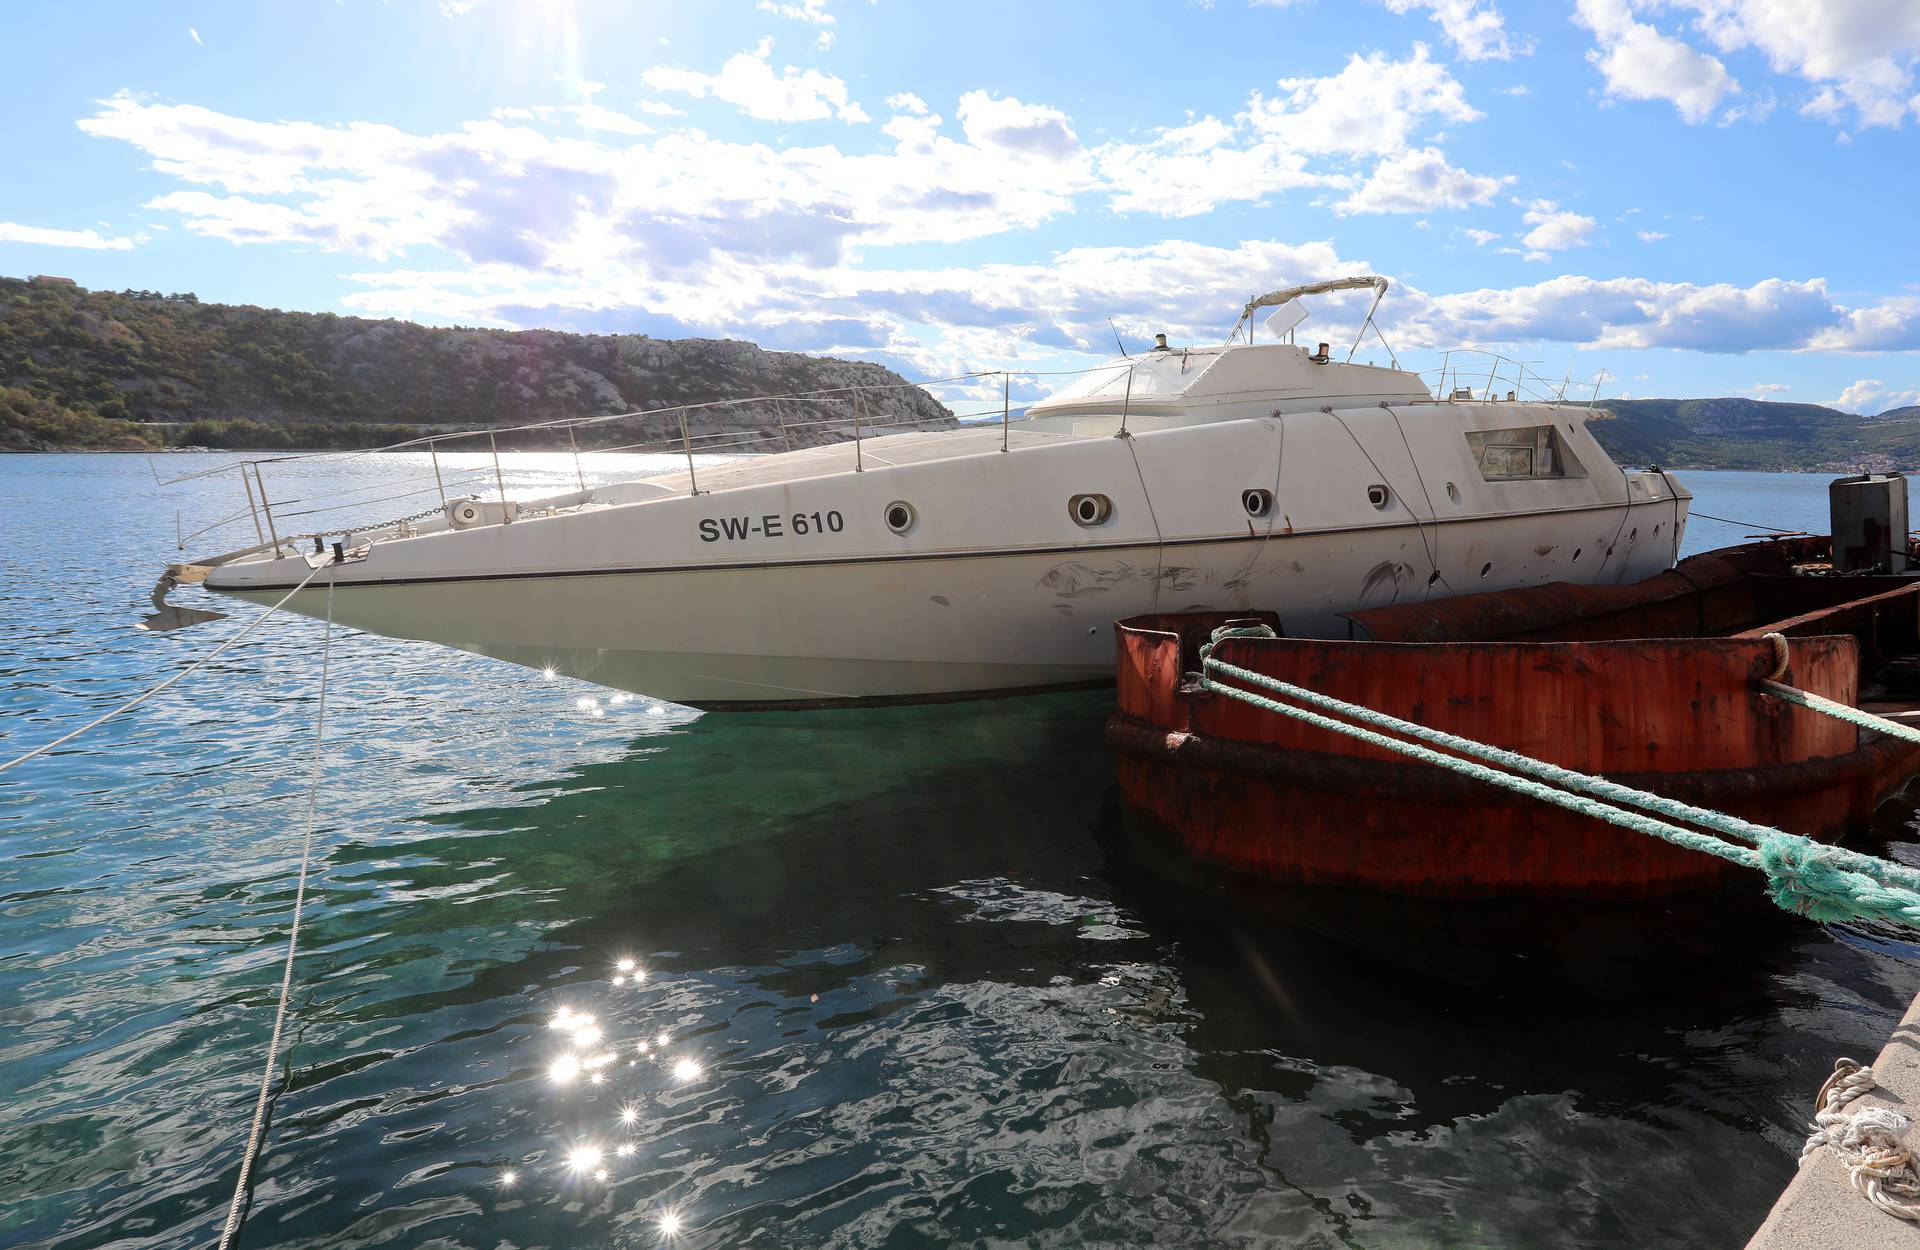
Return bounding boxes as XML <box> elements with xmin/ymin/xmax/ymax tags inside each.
<box><xmin>1462</xmin><ymin>227</ymin><xmax>1501</xmax><ymax>245</ymax></box>
<box><xmin>1832</xmin><ymin>379</ymin><xmax>1920</xmax><ymax>414</ymax></box>
<box><xmin>1746</xmin><ymin>382</ymin><xmax>1790</xmax><ymax>394</ymax></box>
<box><xmin>1519</xmin><ymin>199</ymin><xmax>1596</xmax><ymax>251</ymax></box>
<box><xmin>643</xmin><ymin>39</ymin><xmax>868</xmax><ymax>124</ymax></box>
<box><xmin>757</xmin><ymin>0</ymin><xmax>834</xmax><ymax>24</ymax></box>
<box><xmin>334</xmin><ymin>252</ymin><xmax>1892</xmax><ymax>376</ymax></box>
<box><xmin>0</xmin><ymin>220</ymin><xmax>138</xmax><ymax>250</ymax></box>
<box><xmin>1410</xmin><ymin>275</ymin><xmax>1840</xmax><ymax>353</ymax></box>
<box><xmin>637</xmin><ymin>100</ymin><xmax>685</xmax><ymax>117</ymax></box>
<box><xmin>188</xmin><ymin>26</ymin><xmax>202</xmax><ymax>46</ymax></box>
<box><xmin>1095</xmin><ymin>46</ymin><xmax>1496</xmax><ymax>218</ymax></box>
<box><xmin>1636</xmin><ymin>229</ymin><xmax>1668</xmax><ymax>241</ymax></box>
<box><xmin>1809</xmin><ymin>296</ymin><xmax>1920</xmax><ymax>352</ymax></box>
<box><xmin>955</xmin><ymin>91</ymin><xmax>1080</xmax><ymax>160</ymax></box>
<box><xmin>1574</xmin><ymin>0</ymin><xmax>1738</xmax><ymax>123</ymax></box>
<box><xmin>497</xmin><ymin>98</ymin><xmax>655</xmax><ymax>137</ymax></box>
<box><xmin>1334</xmin><ymin>145</ymin><xmax>1509</xmax><ymax>214</ymax></box>
<box><xmin>1381</xmin><ymin>1</ymin><xmax>1526</xmax><ymax>62</ymax></box>
<box><xmin>1093</xmin><ymin>115</ymin><xmax>1330</xmax><ymax>217</ymax></box>
<box><xmin>77</xmin><ymin>86</ymin><xmax>1920</xmax><ymax>374</ymax></box>
<box><xmin>1683</xmin><ymin>0</ymin><xmax>1920</xmax><ymax>129</ymax></box>
<box><xmin>1254</xmin><ymin>0</ymin><xmax>1524</xmax><ymax>61</ymax></box>
<box><xmin>1246</xmin><ymin>44</ymin><xmax>1480</xmax><ymax>155</ymax></box>
<box><xmin>77</xmin><ymin>90</ymin><xmax>1081</xmax><ymax>270</ymax></box>
<box><xmin>885</xmin><ymin>92</ymin><xmax>929</xmax><ymax>116</ymax></box>
<box><xmin>1498</xmin><ymin>83</ymin><xmax>1530</xmax><ymax>96</ymax></box>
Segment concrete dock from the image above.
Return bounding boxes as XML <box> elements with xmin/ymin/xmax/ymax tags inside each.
<box><xmin>1745</xmin><ymin>992</ymin><xmax>1920</xmax><ymax>1248</ymax></box>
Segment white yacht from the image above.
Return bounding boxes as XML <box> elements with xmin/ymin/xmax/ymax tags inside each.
<box><xmin>167</xmin><ymin>278</ymin><xmax>1690</xmax><ymax>707</ymax></box>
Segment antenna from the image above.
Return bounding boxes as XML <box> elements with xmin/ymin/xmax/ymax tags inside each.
<box><xmin>1108</xmin><ymin>318</ymin><xmax>1130</xmax><ymax>358</ymax></box>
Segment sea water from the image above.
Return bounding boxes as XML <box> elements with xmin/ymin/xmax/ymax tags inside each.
<box><xmin>1</xmin><ymin>455</ymin><xmax>1917</xmax><ymax>1249</ymax></box>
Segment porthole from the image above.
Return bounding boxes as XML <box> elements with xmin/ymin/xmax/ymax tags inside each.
<box><xmin>1446</xmin><ymin>482</ymin><xmax>1462</xmax><ymax>504</ymax></box>
<box><xmin>1572</xmin><ymin>547</ymin><xmax>1582</xmax><ymax>562</ymax></box>
<box><xmin>1480</xmin><ymin>561</ymin><xmax>1493</xmax><ymax>578</ymax></box>
<box><xmin>1427</xmin><ymin>570</ymin><xmax>1441</xmax><ymax>586</ymax></box>
<box><xmin>1630</xmin><ymin>527</ymin><xmax>1639</xmax><ymax>541</ymax></box>
<box><xmin>1367</xmin><ymin>484</ymin><xmax>1391</xmax><ymax>510</ymax></box>
<box><xmin>1069</xmin><ymin>493</ymin><xmax>1113</xmax><ymax>526</ymax></box>
<box><xmin>1242</xmin><ymin>488</ymin><xmax>1274</xmax><ymax>518</ymax></box>
<box><xmin>884</xmin><ymin>500</ymin><xmax>916</xmax><ymax>534</ymax></box>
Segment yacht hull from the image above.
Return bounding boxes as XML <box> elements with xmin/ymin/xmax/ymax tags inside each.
<box><xmin>226</xmin><ymin>499</ymin><xmax>1682</xmax><ymax>706</ymax></box>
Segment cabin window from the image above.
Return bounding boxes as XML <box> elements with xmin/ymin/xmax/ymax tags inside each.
<box><xmin>1466</xmin><ymin>426</ymin><xmax>1567</xmax><ymax>481</ymax></box>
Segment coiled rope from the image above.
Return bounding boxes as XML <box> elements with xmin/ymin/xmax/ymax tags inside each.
<box><xmin>217</xmin><ymin>577</ymin><xmax>335</xmax><ymax>1250</ymax></box>
<box><xmin>0</xmin><ymin>561</ymin><xmax>331</xmax><ymax>775</ymax></box>
<box><xmin>1194</xmin><ymin>625</ymin><xmax>1920</xmax><ymax>929</ymax></box>
<box><xmin>1803</xmin><ymin>1058</ymin><xmax>1920</xmax><ymax>1222</ymax></box>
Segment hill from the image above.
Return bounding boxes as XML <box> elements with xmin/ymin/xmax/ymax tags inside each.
<box><xmin>1583</xmin><ymin>397</ymin><xmax>1920</xmax><ymax>472</ymax></box>
<box><xmin>0</xmin><ymin>277</ymin><xmax>951</xmax><ymax>452</ymax></box>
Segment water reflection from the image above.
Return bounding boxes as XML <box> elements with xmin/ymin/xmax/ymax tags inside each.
<box><xmin>6</xmin><ymin>457</ymin><xmax>1920</xmax><ymax>1250</ymax></box>
<box><xmin>243</xmin><ymin>691</ymin><xmax>1899</xmax><ymax>1249</ymax></box>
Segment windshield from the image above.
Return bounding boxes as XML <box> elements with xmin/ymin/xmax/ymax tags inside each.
<box><xmin>1034</xmin><ymin>351</ymin><xmax>1220</xmax><ymax>407</ymax></box>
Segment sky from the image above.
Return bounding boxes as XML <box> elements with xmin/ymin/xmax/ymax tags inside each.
<box><xmin>2</xmin><ymin>0</ymin><xmax>1918</xmax><ymax>415</ymax></box>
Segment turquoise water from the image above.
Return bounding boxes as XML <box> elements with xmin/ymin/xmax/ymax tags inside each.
<box><xmin>2</xmin><ymin>456</ymin><xmax>1918</xmax><ymax>1249</ymax></box>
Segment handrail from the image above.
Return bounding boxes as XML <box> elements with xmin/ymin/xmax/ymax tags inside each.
<box><xmin>169</xmin><ymin>402</ymin><xmax>1036</xmax><ymax>551</ymax></box>
<box><xmin>1414</xmin><ymin>349</ymin><xmax>1608</xmax><ymax>405</ymax></box>
<box><xmin>160</xmin><ymin>331</ymin><xmax>1619</xmax><ymax>558</ymax></box>
<box><xmin>1228</xmin><ymin>275</ymin><xmax>1388</xmax><ymax>346</ymax></box>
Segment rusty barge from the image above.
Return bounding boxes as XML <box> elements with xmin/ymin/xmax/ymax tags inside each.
<box><xmin>1107</xmin><ymin>532</ymin><xmax>1920</xmax><ymax>908</ymax></box>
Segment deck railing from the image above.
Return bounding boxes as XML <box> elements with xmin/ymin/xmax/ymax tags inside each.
<box><xmin>156</xmin><ymin>364</ymin><xmax>1132</xmax><ymax>557</ymax></box>
<box><xmin>1416</xmin><ymin>349</ymin><xmax>1609</xmax><ymax>407</ymax></box>
<box><xmin>158</xmin><ymin>351</ymin><xmax>1608</xmax><ymax>560</ymax></box>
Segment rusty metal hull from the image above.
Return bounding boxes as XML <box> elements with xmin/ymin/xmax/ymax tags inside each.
<box><xmin>1108</xmin><ymin>546</ymin><xmax>1920</xmax><ymax>902</ymax></box>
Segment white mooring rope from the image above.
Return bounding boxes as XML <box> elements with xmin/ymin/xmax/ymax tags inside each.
<box><xmin>1802</xmin><ymin>1058</ymin><xmax>1920</xmax><ymax>1222</ymax></box>
<box><xmin>216</xmin><ymin>578</ymin><xmax>335</xmax><ymax>1250</ymax></box>
<box><xmin>0</xmin><ymin>561</ymin><xmax>331</xmax><ymax>776</ymax></box>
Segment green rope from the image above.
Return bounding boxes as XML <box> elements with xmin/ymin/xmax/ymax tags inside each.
<box><xmin>1195</xmin><ymin>626</ymin><xmax>1920</xmax><ymax>929</ymax></box>
<box><xmin>1197</xmin><ymin>628</ymin><xmax>1920</xmax><ymax>897</ymax></box>
<box><xmin>1764</xmin><ymin>677</ymin><xmax>1920</xmax><ymax>749</ymax></box>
